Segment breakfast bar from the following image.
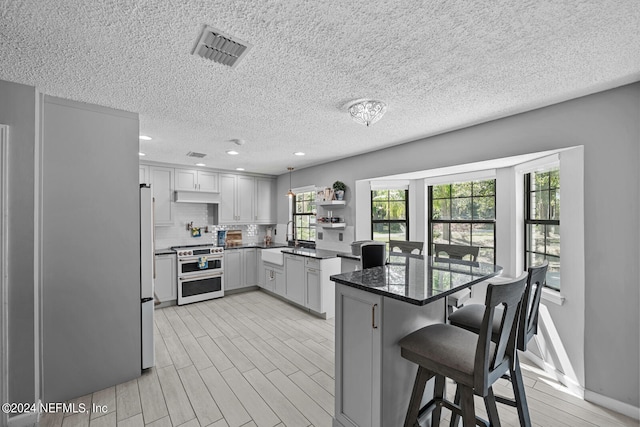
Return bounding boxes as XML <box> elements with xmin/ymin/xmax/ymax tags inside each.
<box><xmin>330</xmin><ymin>254</ymin><xmax>502</xmax><ymax>427</ymax></box>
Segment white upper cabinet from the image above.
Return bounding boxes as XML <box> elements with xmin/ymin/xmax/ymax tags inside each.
<box><xmin>255</xmin><ymin>177</ymin><xmax>276</xmax><ymax>223</ymax></box>
<box><xmin>149</xmin><ymin>166</ymin><xmax>174</xmax><ymax>225</ymax></box>
<box><xmin>219</xmin><ymin>174</ymin><xmax>275</xmax><ymax>224</ymax></box>
<box><xmin>175</xmin><ymin>169</ymin><xmax>219</xmax><ymax>192</ymax></box>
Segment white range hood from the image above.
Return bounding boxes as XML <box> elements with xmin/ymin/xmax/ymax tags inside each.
<box><xmin>174</xmin><ymin>191</ymin><xmax>220</xmax><ymax>204</ymax></box>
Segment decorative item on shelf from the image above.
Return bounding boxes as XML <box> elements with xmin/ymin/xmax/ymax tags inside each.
<box><xmin>332</xmin><ymin>180</ymin><xmax>346</xmax><ymax>200</ymax></box>
<box><xmin>323</xmin><ymin>187</ymin><xmax>334</xmax><ymax>201</ymax></box>
<box><xmin>348</xmin><ymin>99</ymin><xmax>387</xmax><ymax>127</ymax></box>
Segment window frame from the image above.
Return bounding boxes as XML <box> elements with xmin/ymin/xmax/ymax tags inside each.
<box><xmin>291</xmin><ymin>189</ymin><xmax>316</xmax><ymax>244</ymax></box>
<box><xmin>427</xmin><ymin>179</ymin><xmax>497</xmax><ymax>265</ymax></box>
<box><xmin>524</xmin><ymin>169</ymin><xmax>560</xmax><ymax>289</ymax></box>
<box><xmin>370</xmin><ymin>189</ymin><xmax>409</xmax><ymax>244</ymax></box>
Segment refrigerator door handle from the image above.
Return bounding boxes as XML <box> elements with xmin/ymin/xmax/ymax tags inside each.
<box><xmin>152</xmin><ymin>196</ymin><xmax>156</xmax><ymax>279</ymax></box>
<box><xmin>141</xmin><ymin>297</ymin><xmax>154</xmax><ymax>303</ymax></box>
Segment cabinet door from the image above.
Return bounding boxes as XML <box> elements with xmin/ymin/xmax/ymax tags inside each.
<box><xmin>150</xmin><ymin>166</ymin><xmax>174</xmax><ymax>225</ymax></box>
<box><xmin>224</xmin><ymin>250</ymin><xmax>243</xmax><ymax>291</ymax></box>
<box><xmin>237</xmin><ymin>175</ymin><xmax>255</xmax><ymax>223</ymax></box>
<box><xmin>139</xmin><ymin>165</ymin><xmax>149</xmax><ymax>184</ymax></box>
<box><xmin>305</xmin><ymin>267</ymin><xmax>321</xmax><ymax>312</ymax></box>
<box><xmin>197</xmin><ymin>171</ymin><xmax>219</xmax><ymax>192</ymax></box>
<box><xmin>274</xmin><ymin>268</ymin><xmax>285</xmax><ymax>296</ymax></box>
<box><xmin>255</xmin><ymin>177</ymin><xmax>275</xmax><ymax>223</ymax></box>
<box><xmin>219</xmin><ymin>174</ymin><xmax>237</xmax><ymax>223</ymax></box>
<box><xmin>175</xmin><ymin>169</ymin><xmax>197</xmax><ymax>191</ymax></box>
<box><xmin>284</xmin><ymin>254</ymin><xmax>305</xmax><ymax>306</ymax></box>
<box><xmin>264</xmin><ymin>267</ymin><xmax>275</xmax><ymax>292</ymax></box>
<box><xmin>244</xmin><ymin>249</ymin><xmax>257</xmax><ymax>286</ymax></box>
<box><xmin>155</xmin><ymin>255</ymin><xmax>176</xmax><ymax>302</ymax></box>
<box><xmin>257</xmin><ymin>250</ymin><xmax>264</xmax><ymax>288</ymax></box>
<box><xmin>335</xmin><ymin>284</ymin><xmax>382</xmax><ymax>427</ymax></box>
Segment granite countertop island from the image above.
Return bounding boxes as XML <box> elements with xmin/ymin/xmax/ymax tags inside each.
<box><xmin>330</xmin><ymin>253</ymin><xmax>502</xmax><ymax>305</ymax></box>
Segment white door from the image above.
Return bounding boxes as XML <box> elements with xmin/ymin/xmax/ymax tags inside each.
<box><xmin>255</xmin><ymin>177</ymin><xmax>275</xmax><ymax>223</ymax></box>
<box><xmin>197</xmin><ymin>171</ymin><xmax>219</xmax><ymax>192</ymax></box>
<box><xmin>224</xmin><ymin>250</ymin><xmax>243</xmax><ymax>290</ymax></box>
<box><xmin>174</xmin><ymin>169</ymin><xmax>197</xmax><ymax>191</ymax></box>
<box><xmin>237</xmin><ymin>175</ymin><xmax>255</xmax><ymax>223</ymax></box>
<box><xmin>150</xmin><ymin>166</ymin><xmax>174</xmax><ymax>225</ymax></box>
<box><xmin>219</xmin><ymin>174</ymin><xmax>237</xmax><ymax>223</ymax></box>
<box><xmin>305</xmin><ymin>267</ymin><xmax>321</xmax><ymax>312</ymax></box>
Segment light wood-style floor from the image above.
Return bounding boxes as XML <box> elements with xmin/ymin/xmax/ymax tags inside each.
<box><xmin>39</xmin><ymin>290</ymin><xmax>637</xmax><ymax>427</ymax></box>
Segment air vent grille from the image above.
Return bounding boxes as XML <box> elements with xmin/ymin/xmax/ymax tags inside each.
<box><xmin>186</xmin><ymin>151</ymin><xmax>207</xmax><ymax>158</ymax></box>
<box><xmin>192</xmin><ymin>25</ymin><xmax>252</xmax><ymax>68</ymax></box>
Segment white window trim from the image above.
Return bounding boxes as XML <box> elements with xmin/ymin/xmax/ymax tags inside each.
<box><xmin>542</xmin><ymin>287</ymin><xmax>566</xmax><ymax>305</ymax></box>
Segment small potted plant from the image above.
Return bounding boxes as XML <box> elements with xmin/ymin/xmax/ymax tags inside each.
<box><xmin>333</xmin><ymin>180</ymin><xmax>346</xmax><ymax>200</ymax></box>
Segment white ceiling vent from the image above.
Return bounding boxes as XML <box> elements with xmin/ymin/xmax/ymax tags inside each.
<box><xmin>192</xmin><ymin>25</ymin><xmax>252</xmax><ymax>68</ymax></box>
<box><xmin>186</xmin><ymin>151</ymin><xmax>207</xmax><ymax>158</ymax></box>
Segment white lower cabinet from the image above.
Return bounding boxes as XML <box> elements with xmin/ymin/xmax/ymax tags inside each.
<box><xmin>264</xmin><ymin>263</ymin><xmax>284</xmax><ymax>295</ymax></box>
<box><xmin>284</xmin><ymin>254</ymin><xmax>305</xmax><ymax>306</ymax></box>
<box><xmin>305</xmin><ymin>266</ymin><xmax>321</xmax><ymax>312</ymax></box>
<box><xmin>155</xmin><ymin>254</ymin><xmax>177</xmax><ymax>303</ymax></box>
<box><xmin>335</xmin><ymin>284</ymin><xmax>382</xmax><ymax>427</ymax></box>
<box><xmin>224</xmin><ymin>248</ymin><xmax>258</xmax><ymax>292</ymax></box>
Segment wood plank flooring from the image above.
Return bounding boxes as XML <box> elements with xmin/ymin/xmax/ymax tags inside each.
<box><xmin>39</xmin><ymin>290</ymin><xmax>638</xmax><ymax>427</ymax></box>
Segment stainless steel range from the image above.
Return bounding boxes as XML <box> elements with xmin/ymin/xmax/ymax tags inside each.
<box><xmin>172</xmin><ymin>244</ymin><xmax>224</xmax><ymax>305</ymax></box>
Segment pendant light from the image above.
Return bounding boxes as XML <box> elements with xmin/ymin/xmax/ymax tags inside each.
<box><xmin>286</xmin><ymin>167</ymin><xmax>295</xmax><ymax>197</ymax></box>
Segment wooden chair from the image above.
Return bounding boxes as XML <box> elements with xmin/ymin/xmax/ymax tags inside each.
<box><xmin>399</xmin><ymin>274</ymin><xmax>528</xmax><ymax>427</ymax></box>
<box><xmin>433</xmin><ymin>243</ymin><xmax>480</xmax><ymax>315</ymax></box>
<box><xmin>360</xmin><ymin>242</ymin><xmax>386</xmax><ymax>269</ymax></box>
<box><xmin>389</xmin><ymin>240</ymin><xmax>424</xmax><ymax>255</ymax></box>
<box><xmin>448</xmin><ymin>261</ymin><xmax>549</xmax><ymax>427</ymax></box>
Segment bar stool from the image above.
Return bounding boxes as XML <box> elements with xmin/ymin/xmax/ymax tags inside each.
<box><xmin>433</xmin><ymin>243</ymin><xmax>480</xmax><ymax>316</ymax></box>
<box><xmin>448</xmin><ymin>261</ymin><xmax>548</xmax><ymax>427</ymax></box>
<box><xmin>360</xmin><ymin>242</ymin><xmax>386</xmax><ymax>269</ymax></box>
<box><xmin>399</xmin><ymin>274</ymin><xmax>528</xmax><ymax>427</ymax></box>
<box><xmin>389</xmin><ymin>240</ymin><xmax>424</xmax><ymax>255</ymax></box>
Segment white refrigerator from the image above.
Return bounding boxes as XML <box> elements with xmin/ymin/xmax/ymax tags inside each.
<box><xmin>140</xmin><ymin>184</ymin><xmax>155</xmax><ymax>369</ymax></box>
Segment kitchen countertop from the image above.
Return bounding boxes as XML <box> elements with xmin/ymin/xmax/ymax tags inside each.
<box><xmin>155</xmin><ymin>248</ymin><xmax>175</xmax><ymax>255</ymax></box>
<box><xmin>336</xmin><ymin>252</ymin><xmax>360</xmax><ymax>261</ymax></box>
<box><xmin>281</xmin><ymin>247</ymin><xmax>352</xmax><ymax>260</ymax></box>
<box><xmin>223</xmin><ymin>243</ymin><xmax>288</xmax><ymax>250</ymax></box>
<box><xmin>330</xmin><ymin>254</ymin><xmax>502</xmax><ymax>306</ymax></box>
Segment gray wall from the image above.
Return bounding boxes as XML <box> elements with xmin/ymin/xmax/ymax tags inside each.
<box><xmin>41</xmin><ymin>96</ymin><xmax>141</xmax><ymax>402</ymax></box>
<box><xmin>277</xmin><ymin>82</ymin><xmax>640</xmax><ymax>407</ymax></box>
<box><xmin>0</xmin><ymin>80</ymin><xmax>37</xmax><ymax>409</ymax></box>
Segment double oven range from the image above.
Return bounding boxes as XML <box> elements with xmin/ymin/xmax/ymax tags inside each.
<box><xmin>172</xmin><ymin>244</ymin><xmax>224</xmax><ymax>305</ymax></box>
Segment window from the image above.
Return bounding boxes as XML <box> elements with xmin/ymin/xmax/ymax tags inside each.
<box><xmin>525</xmin><ymin>168</ymin><xmax>560</xmax><ymax>290</ymax></box>
<box><xmin>371</xmin><ymin>190</ymin><xmax>408</xmax><ymax>246</ymax></box>
<box><xmin>293</xmin><ymin>190</ymin><xmax>316</xmax><ymax>242</ymax></box>
<box><xmin>429</xmin><ymin>179</ymin><xmax>496</xmax><ymax>264</ymax></box>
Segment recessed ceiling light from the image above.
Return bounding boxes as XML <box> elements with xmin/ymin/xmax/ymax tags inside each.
<box><xmin>236</xmin><ymin>167</ymin><xmax>245</xmax><ymax>171</ymax></box>
<box><xmin>294</xmin><ymin>152</ymin><xmax>306</xmax><ymax>156</ymax></box>
<box><xmin>138</xmin><ymin>152</ymin><xmax>146</xmax><ymax>156</ymax></box>
<box><xmin>139</xmin><ymin>135</ymin><xmax>152</xmax><ymax>140</ymax></box>
<box><xmin>226</xmin><ymin>150</ymin><xmax>239</xmax><ymax>155</ymax></box>
<box><xmin>195</xmin><ymin>163</ymin><xmax>206</xmax><ymax>167</ymax></box>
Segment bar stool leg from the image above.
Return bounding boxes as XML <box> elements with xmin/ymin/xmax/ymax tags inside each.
<box><xmin>430</xmin><ymin>375</ymin><xmax>446</xmax><ymax>427</ymax></box>
<box><xmin>459</xmin><ymin>385</ymin><xmax>476</xmax><ymax>427</ymax></box>
<box><xmin>484</xmin><ymin>387</ymin><xmax>501</xmax><ymax>427</ymax></box>
<box><xmin>449</xmin><ymin>386</ymin><xmax>461</xmax><ymax>427</ymax></box>
<box><xmin>511</xmin><ymin>354</ymin><xmax>532</xmax><ymax>427</ymax></box>
<box><xmin>404</xmin><ymin>366</ymin><xmax>431</xmax><ymax>427</ymax></box>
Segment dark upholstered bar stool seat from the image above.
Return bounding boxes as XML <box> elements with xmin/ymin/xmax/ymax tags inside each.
<box><xmin>433</xmin><ymin>243</ymin><xmax>480</xmax><ymax>315</ymax></box>
<box><xmin>399</xmin><ymin>274</ymin><xmax>528</xmax><ymax>427</ymax></box>
<box><xmin>360</xmin><ymin>242</ymin><xmax>386</xmax><ymax>269</ymax></box>
<box><xmin>449</xmin><ymin>261</ymin><xmax>549</xmax><ymax>427</ymax></box>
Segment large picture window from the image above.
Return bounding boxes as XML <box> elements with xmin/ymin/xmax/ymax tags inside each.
<box><xmin>371</xmin><ymin>189</ymin><xmax>408</xmax><ymax>246</ymax></box>
<box><xmin>429</xmin><ymin>179</ymin><xmax>496</xmax><ymax>264</ymax></box>
<box><xmin>293</xmin><ymin>190</ymin><xmax>316</xmax><ymax>242</ymax></box>
<box><xmin>525</xmin><ymin>168</ymin><xmax>560</xmax><ymax>290</ymax></box>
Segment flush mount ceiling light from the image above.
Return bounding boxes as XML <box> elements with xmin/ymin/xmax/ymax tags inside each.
<box><xmin>226</xmin><ymin>150</ymin><xmax>239</xmax><ymax>155</ymax></box>
<box><xmin>139</xmin><ymin>135</ymin><xmax>152</xmax><ymax>140</ymax></box>
<box><xmin>348</xmin><ymin>99</ymin><xmax>387</xmax><ymax>127</ymax></box>
<box><xmin>195</xmin><ymin>163</ymin><xmax>206</xmax><ymax>167</ymax></box>
<box><xmin>286</xmin><ymin>167</ymin><xmax>295</xmax><ymax>197</ymax></box>
<box><xmin>236</xmin><ymin>167</ymin><xmax>245</xmax><ymax>171</ymax></box>
<box><xmin>293</xmin><ymin>152</ymin><xmax>305</xmax><ymax>156</ymax></box>
<box><xmin>138</xmin><ymin>152</ymin><xmax>146</xmax><ymax>156</ymax></box>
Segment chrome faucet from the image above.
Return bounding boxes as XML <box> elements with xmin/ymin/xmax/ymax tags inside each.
<box><xmin>286</xmin><ymin>220</ymin><xmax>299</xmax><ymax>247</ymax></box>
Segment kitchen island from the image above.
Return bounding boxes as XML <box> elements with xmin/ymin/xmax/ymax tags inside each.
<box><xmin>330</xmin><ymin>254</ymin><xmax>502</xmax><ymax>427</ymax></box>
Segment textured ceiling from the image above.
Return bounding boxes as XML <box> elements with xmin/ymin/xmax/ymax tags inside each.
<box><xmin>1</xmin><ymin>1</ymin><xmax>639</xmax><ymax>175</ymax></box>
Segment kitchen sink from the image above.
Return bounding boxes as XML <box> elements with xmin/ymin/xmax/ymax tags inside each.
<box><xmin>261</xmin><ymin>248</ymin><xmax>284</xmax><ymax>265</ymax></box>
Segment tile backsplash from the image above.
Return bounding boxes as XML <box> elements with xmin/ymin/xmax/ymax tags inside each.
<box><xmin>155</xmin><ymin>203</ymin><xmax>274</xmax><ymax>249</ymax></box>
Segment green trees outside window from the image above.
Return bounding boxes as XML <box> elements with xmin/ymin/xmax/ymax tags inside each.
<box><xmin>525</xmin><ymin>168</ymin><xmax>560</xmax><ymax>290</ymax></box>
<box><xmin>371</xmin><ymin>189</ymin><xmax>408</xmax><ymax>246</ymax></box>
<box><xmin>429</xmin><ymin>179</ymin><xmax>496</xmax><ymax>264</ymax></box>
<box><xmin>294</xmin><ymin>191</ymin><xmax>316</xmax><ymax>242</ymax></box>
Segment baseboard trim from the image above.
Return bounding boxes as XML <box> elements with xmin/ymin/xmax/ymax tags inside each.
<box><xmin>522</xmin><ymin>351</ymin><xmax>640</xmax><ymax>420</ymax></box>
<box><xmin>7</xmin><ymin>411</ymin><xmax>38</xmax><ymax>427</ymax></box>
<box><xmin>584</xmin><ymin>390</ymin><xmax>640</xmax><ymax>421</ymax></box>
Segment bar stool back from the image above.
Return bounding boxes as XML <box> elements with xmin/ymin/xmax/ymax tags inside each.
<box><xmin>434</xmin><ymin>243</ymin><xmax>480</xmax><ymax>315</ymax></box>
<box><xmin>389</xmin><ymin>240</ymin><xmax>424</xmax><ymax>255</ymax></box>
<box><xmin>360</xmin><ymin>242</ymin><xmax>386</xmax><ymax>269</ymax></box>
<box><xmin>399</xmin><ymin>274</ymin><xmax>528</xmax><ymax>427</ymax></box>
<box><xmin>448</xmin><ymin>260</ymin><xmax>549</xmax><ymax>426</ymax></box>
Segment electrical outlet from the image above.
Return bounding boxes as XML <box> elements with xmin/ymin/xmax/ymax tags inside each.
<box><xmin>318</xmin><ymin>232</ymin><xmax>323</xmax><ymax>240</ymax></box>
<box><xmin>339</xmin><ymin>233</ymin><xmax>343</xmax><ymax>241</ymax></box>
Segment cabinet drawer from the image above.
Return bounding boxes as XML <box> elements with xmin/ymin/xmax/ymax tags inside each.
<box><xmin>305</xmin><ymin>258</ymin><xmax>320</xmax><ymax>269</ymax></box>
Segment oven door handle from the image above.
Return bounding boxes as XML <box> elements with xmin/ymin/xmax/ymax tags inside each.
<box><xmin>178</xmin><ymin>256</ymin><xmax>223</xmax><ymax>263</ymax></box>
<box><xmin>179</xmin><ymin>273</ymin><xmax>223</xmax><ymax>281</ymax></box>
